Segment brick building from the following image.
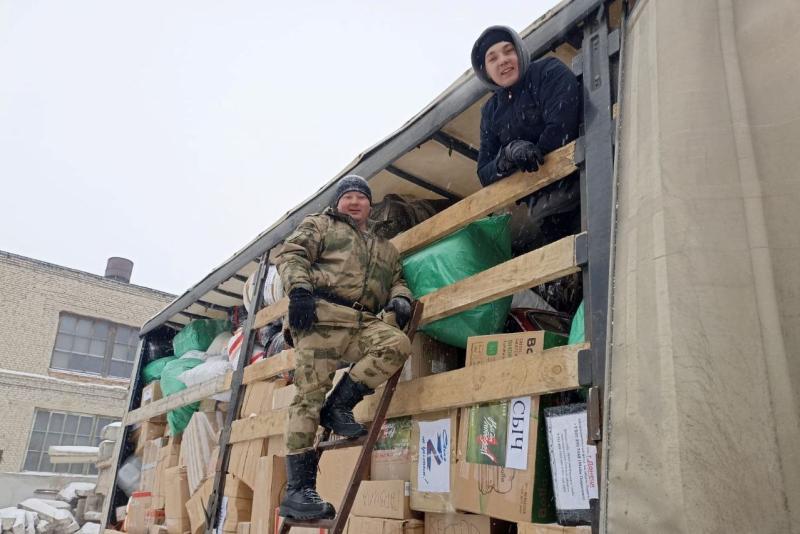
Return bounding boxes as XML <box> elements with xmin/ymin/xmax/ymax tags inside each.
<box><xmin>0</xmin><ymin>251</ymin><xmax>173</xmax><ymax>504</ymax></box>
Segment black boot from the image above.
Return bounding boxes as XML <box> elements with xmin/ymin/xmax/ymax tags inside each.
<box><xmin>320</xmin><ymin>373</ymin><xmax>374</xmax><ymax>438</ymax></box>
<box><xmin>279</xmin><ymin>450</ymin><xmax>335</xmax><ymax>520</ymax></box>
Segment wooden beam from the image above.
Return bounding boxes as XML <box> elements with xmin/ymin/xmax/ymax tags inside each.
<box><xmin>418</xmin><ymin>234</ymin><xmax>580</xmax><ymax>325</ymax></box>
<box><xmin>123</xmin><ymin>373</ymin><xmax>231</xmax><ymax>426</ymax></box>
<box><xmin>228</xmin><ymin>343</ymin><xmax>584</xmax><ymax>443</ymax></box>
<box><xmin>254</xmin><ymin>297</ymin><xmax>288</xmax><ymax>330</ymax></box>
<box><xmin>242</xmin><ymin>350</ymin><xmax>296</xmax><ymax>385</ymax></box>
<box><xmin>390</xmin><ymin>141</ymin><xmax>576</xmax><ymax>255</ymax></box>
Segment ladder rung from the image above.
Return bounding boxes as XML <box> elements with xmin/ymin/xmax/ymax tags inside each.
<box><xmin>317</xmin><ymin>435</ymin><xmax>366</xmax><ymax>452</ymax></box>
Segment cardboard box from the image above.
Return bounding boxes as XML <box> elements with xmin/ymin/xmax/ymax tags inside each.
<box><xmin>317</xmin><ymin>446</ymin><xmax>366</xmax><ymax>510</ymax></box>
<box><xmin>424</xmin><ymin>512</ymin><xmax>514</xmax><ymax>534</ymax></box>
<box><xmin>228</xmin><ymin>439</ymin><xmax>267</xmax><ymax>489</ymax></box>
<box><xmin>409</xmin><ymin>410</ymin><xmax>458</xmax><ymax>513</ymax></box>
<box><xmin>372</xmin><ymin>417</ymin><xmax>412</xmax><ymax>481</ymax></box>
<box><xmin>153</xmin><ymin>439</ymin><xmax>181</xmax><ymax>509</ymax></box>
<box><xmin>241</xmin><ymin>379</ymin><xmax>286</xmax><ymax>418</ymax></box>
<box><xmin>164</xmin><ymin>466</ymin><xmax>191</xmax><ymax>534</ymax></box>
<box><xmin>465</xmin><ymin>331</ymin><xmax>566</xmax><ymax>366</ymax></box>
<box><xmin>148</xmin><ymin>526</ymin><xmax>168</xmax><ymax>534</ymax></box>
<box><xmin>345</xmin><ymin>516</ymin><xmax>424</xmax><ymax>534</ymax></box>
<box><xmin>225</xmin><ymin>474</ymin><xmax>255</xmax><ymax>500</ymax></box>
<box><xmin>139</xmin><ymin>438</ymin><xmax>166</xmax><ymax>493</ymax></box>
<box><xmin>267</xmin><ymin>435</ymin><xmax>286</xmax><ymax>457</ymax></box>
<box><xmin>186</xmin><ymin>479</ymin><xmax>214</xmax><ymax>534</ymax></box>
<box><xmin>132</xmin><ymin>421</ymin><xmax>167</xmax><ymax>456</ymax></box>
<box><xmin>400</xmin><ymin>333</ymin><xmax>462</xmax><ymax>382</ymax></box>
<box><xmin>252</xmin><ymin>456</ymin><xmax>286</xmax><ymax>534</ymax></box>
<box><xmin>516</xmin><ymin>524</ymin><xmax>591</xmax><ymax>534</ymax></box>
<box><xmin>271</xmin><ymin>384</ymin><xmax>297</xmax><ymax>411</ymax></box>
<box><xmin>127</xmin><ymin>492</ymin><xmax>152</xmax><ymax>534</ymax></box>
<box><xmin>237</xmin><ymin>522</ymin><xmax>251</xmax><ymax>534</ymax></box>
<box><xmin>452</xmin><ymin>396</ymin><xmax>555</xmax><ymax>524</ymax></box>
<box><xmin>221</xmin><ymin>495</ymin><xmax>252</xmax><ymax>533</ymax></box>
<box><xmin>352</xmin><ymin>480</ymin><xmax>417</xmax><ymax>520</ymax></box>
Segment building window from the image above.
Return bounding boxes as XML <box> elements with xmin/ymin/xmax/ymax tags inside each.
<box><xmin>51</xmin><ymin>313</ymin><xmax>139</xmax><ymax>379</ymax></box>
<box><xmin>23</xmin><ymin>409</ymin><xmax>116</xmax><ymax>475</ymax></box>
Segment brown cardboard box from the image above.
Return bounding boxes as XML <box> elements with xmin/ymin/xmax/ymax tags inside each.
<box><xmin>133</xmin><ymin>420</ymin><xmax>167</xmax><ymax>456</ymax></box>
<box><xmin>164</xmin><ymin>466</ymin><xmax>191</xmax><ymax>534</ymax></box>
<box><xmin>127</xmin><ymin>492</ymin><xmax>153</xmax><ymax>534</ymax></box>
<box><xmin>240</xmin><ymin>379</ymin><xmax>287</xmax><ymax>418</ymax></box>
<box><xmin>452</xmin><ymin>397</ymin><xmax>548</xmax><ymax>524</ymax></box>
<box><xmin>271</xmin><ymin>384</ymin><xmax>296</xmax><ymax>411</ymax></box>
<box><xmin>516</xmin><ymin>524</ymin><xmax>590</xmax><ymax>534</ymax></box>
<box><xmin>345</xmin><ymin>516</ymin><xmax>424</xmax><ymax>534</ymax></box>
<box><xmin>153</xmin><ymin>439</ymin><xmax>181</xmax><ymax>509</ymax></box>
<box><xmin>252</xmin><ymin>456</ymin><xmax>286</xmax><ymax>534</ymax></box>
<box><xmin>266</xmin><ymin>434</ymin><xmax>286</xmax><ymax>457</ymax></box>
<box><xmin>401</xmin><ymin>333</ymin><xmax>462</xmax><ymax>382</ymax></box>
<box><xmin>424</xmin><ymin>512</ymin><xmax>514</xmax><ymax>534</ymax></box>
<box><xmin>148</xmin><ymin>526</ymin><xmax>168</xmax><ymax>534</ymax></box>
<box><xmin>225</xmin><ymin>474</ymin><xmax>254</xmax><ymax>499</ymax></box>
<box><xmin>237</xmin><ymin>523</ymin><xmax>251</xmax><ymax>534</ymax></box>
<box><xmin>371</xmin><ymin>417</ymin><xmax>412</xmax><ymax>482</ymax></box>
<box><xmin>409</xmin><ymin>410</ymin><xmax>458</xmax><ymax>513</ymax></box>
<box><xmin>317</xmin><ymin>446</ymin><xmax>365</xmax><ymax>510</ymax></box>
<box><xmin>228</xmin><ymin>439</ymin><xmax>267</xmax><ymax>489</ymax></box>
<box><xmin>351</xmin><ymin>480</ymin><xmax>417</xmax><ymax>520</ymax></box>
<box><xmin>221</xmin><ymin>496</ymin><xmax>252</xmax><ymax>533</ymax></box>
<box><xmin>139</xmin><ymin>438</ymin><xmax>166</xmax><ymax>493</ymax></box>
<box><xmin>186</xmin><ymin>479</ymin><xmax>214</xmax><ymax>534</ymax></box>
<box><xmin>465</xmin><ymin>331</ymin><xmax>566</xmax><ymax>366</ymax></box>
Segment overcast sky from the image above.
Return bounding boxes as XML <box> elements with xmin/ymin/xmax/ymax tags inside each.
<box><xmin>0</xmin><ymin>1</ymin><xmax>557</xmax><ymax>295</ymax></box>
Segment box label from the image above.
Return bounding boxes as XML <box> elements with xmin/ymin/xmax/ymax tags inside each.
<box><xmin>505</xmin><ymin>396</ymin><xmax>531</xmax><ymax>470</ymax></box>
<box><xmin>546</xmin><ymin>410</ymin><xmax>598</xmax><ymax>510</ymax></box>
<box><xmin>417</xmin><ymin>418</ymin><xmax>450</xmax><ymax>493</ymax></box>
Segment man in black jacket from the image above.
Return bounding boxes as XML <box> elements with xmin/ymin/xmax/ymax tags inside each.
<box><xmin>472</xmin><ymin>25</ymin><xmax>581</xmax><ymax>246</ymax></box>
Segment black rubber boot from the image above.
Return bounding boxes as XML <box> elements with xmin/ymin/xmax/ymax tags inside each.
<box><xmin>320</xmin><ymin>373</ymin><xmax>374</xmax><ymax>438</ymax></box>
<box><xmin>279</xmin><ymin>450</ymin><xmax>336</xmax><ymax>520</ymax></box>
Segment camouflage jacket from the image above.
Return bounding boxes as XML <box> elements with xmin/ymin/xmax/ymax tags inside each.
<box><xmin>270</xmin><ymin>207</ymin><xmax>412</xmax><ymax>315</ymax></box>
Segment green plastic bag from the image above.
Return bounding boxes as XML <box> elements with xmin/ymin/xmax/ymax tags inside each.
<box><xmin>160</xmin><ymin>357</ymin><xmax>204</xmax><ymax>435</ymax></box>
<box><xmin>402</xmin><ymin>215</ymin><xmax>512</xmax><ymax>348</ymax></box>
<box><xmin>172</xmin><ymin>319</ymin><xmax>231</xmax><ymax>357</ymax></box>
<box><xmin>568</xmin><ymin>300</ymin><xmax>585</xmax><ymax>344</ymax></box>
<box><xmin>141</xmin><ymin>356</ymin><xmax>177</xmax><ymax>384</ymax></box>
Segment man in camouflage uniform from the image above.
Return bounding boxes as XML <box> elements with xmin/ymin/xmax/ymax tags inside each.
<box><xmin>270</xmin><ymin>175</ymin><xmax>413</xmax><ymax>521</ymax></box>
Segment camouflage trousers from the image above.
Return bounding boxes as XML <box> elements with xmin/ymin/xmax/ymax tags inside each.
<box><xmin>286</xmin><ymin>306</ymin><xmax>411</xmax><ymax>452</ymax></box>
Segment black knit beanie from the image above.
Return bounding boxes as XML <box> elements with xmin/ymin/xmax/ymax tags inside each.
<box><xmin>334</xmin><ymin>175</ymin><xmax>372</xmax><ymax>205</ymax></box>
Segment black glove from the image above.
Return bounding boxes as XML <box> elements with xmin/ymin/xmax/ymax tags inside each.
<box><xmin>494</xmin><ymin>147</ymin><xmax>518</xmax><ymax>178</ymax></box>
<box><xmin>288</xmin><ymin>288</ymin><xmax>316</xmax><ymax>332</ymax></box>
<box><xmin>504</xmin><ymin>140</ymin><xmax>545</xmax><ymax>173</ymax></box>
<box><xmin>385</xmin><ymin>296</ymin><xmax>412</xmax><ymax>330</ymax></box>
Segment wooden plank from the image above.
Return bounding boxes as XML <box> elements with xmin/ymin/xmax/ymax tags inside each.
<box><xmin>228</xmin><ymin>343</ymin><xmax>584</xmax><ymax>443</ymax></box>
<box><xmin>242</xmin><ymin>349</ymin><xmax>296</xmax><ymax>385</ymax></box>
<box><xmin>230</xmin><ymin>408</ymin><xmax>287</xmax><ymax>443</ymax></box>
<box><xmin>254</xmin><ymin>297</ymin><xmax>288</xmax><ymax>330</ymax></box>
<box><xmin>123</xmin><ymin>373</ymin><xmax>231</xmax><ymax>426</ymax></box>
<box><xmin>390</xmin><ymin>141</ymin><xmax>576</xmax><ymax>255</ymax></box>
<box><xmin>418</xmin><ymin>234</ymin><xmax>580</xmax><ymax>325</ymax></box>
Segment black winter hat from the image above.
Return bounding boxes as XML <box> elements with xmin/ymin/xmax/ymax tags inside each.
<box><xmin>334</xmin><ymin>175</ymin><xmax>372</xmax><ymax>205</ymax></box>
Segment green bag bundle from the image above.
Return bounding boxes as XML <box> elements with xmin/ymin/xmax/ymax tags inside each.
<box><xmin>160</xmin><ymin>357</ymin><xmax>204</xmax><ymax>435</ymax></box>
<box><xmin>402</xmin><ymin>215</ymin><xmax>512</xmax><ymax>348</ymax></box>
<box><xmin>172</xmin><ymin>319</ymin><xmax>231</xmax><ymax>357</ymax></box>
<box><xmin>141</xmin><ymin>356</ymin><xmax>177</xmax><ymax>384</ymax></box>
<box><xmin>568</xmin><ymin>300</ymin><xmax>585</xmax><ymax>345</ymax></box>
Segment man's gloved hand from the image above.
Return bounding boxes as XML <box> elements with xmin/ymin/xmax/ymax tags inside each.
<box><xmin>494</xmin><ymin>147</ymin><xmax>518</xmax><ymax>178</ymax></box>
<box><xmin>385</xmin><ymin>296</ymin><xmax>412</xmax><ymax>330</ymax></box>
<box><xmin>288</xmin><ymin>288</ymin><xmax>316</xmax><ymax>332</ymax></box>
<box><xmin>504</xmin><ymin>140</ymin><xmax>545</xmax><ymax>173</ymax></box>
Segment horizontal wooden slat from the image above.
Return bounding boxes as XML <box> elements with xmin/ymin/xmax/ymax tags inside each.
<box><xmin>123</xmin><ymin>373</ymin><xmax>231</xmax><ymax>426</ymax></box>
<box><xmin>390</xmin><ymin>141</ymin><xmax>576</xmax><ymax>255</ymax></box>
<box><xmin>242</xmin><ymin>349</ymin><xmax>296</xmax><ymax>385</ymax></box>
<box><xmin>419</xmin><ymin>233</ymin><xmax>581</xmax><ymax>325</ymax></box>
<box><xmin>228</xmin><ymin>343</ymin><xmax>584</xmax><ymax>443</ymax></box>
<box><xmin>254</xmin><ymin>297</ymin><xmax>288</xmax><ymax>330</ymax></box>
